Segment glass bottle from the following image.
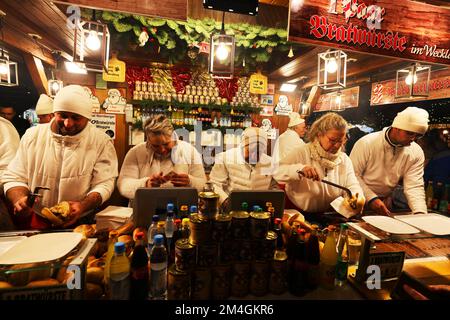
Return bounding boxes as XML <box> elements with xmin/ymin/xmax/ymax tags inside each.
<box><xmin>130</xmin><ymin>232</ymin><xmax>149</xmax><ymax>300</ymax></box>
<box><xmin>335</xmin><ymin>224</ymin><xmax>349</xmax><ymax>287</ymax></box>
<box><xmin>319</xmin><ymin>226</ymin><xmax>338</xmax><ymax>290</ymax></box>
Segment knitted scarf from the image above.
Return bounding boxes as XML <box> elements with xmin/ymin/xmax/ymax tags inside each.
<box><xmin>308</xmin><ymin>140</ymin><xmax>342</xmax><ymax>172</ymax></box>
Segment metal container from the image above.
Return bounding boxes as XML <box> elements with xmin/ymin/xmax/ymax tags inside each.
<box><xmin>189</xmin><ymin>213</ymin><xmax>211</xmax><ymax>245</ymax></box>
<box><xmin>198</xmin><ymin>187</ymin><xmax>219</xmax><ymax>221</ymax></box>
<box><xmin>167</xmin><ymin>264</ymin><xmax>191</xmax><ymax>300</ymax></box>
<box><xmin>238</xmin><ymin>239</ymin><xmax>253</xmax><ymax>261</ymax></box>
<box><xmin>191</xmin><ymin>268</ymin><xmax>211</xmax><ymax>300</ymax></box>
<box><xmin>250</xmin><ymin>260</ymin><xmax>269</xmax><ymax>297</ymax></box>
<box><xmin>269</xmin><ymin>251</ymin><xmax>288</xmax><ymax>295</ymax></box>
<box><xmin>211</xmin><ymin>214</ymin><xmax>232</xmax><ymax>242</ymax></box>
<box><xmin>259</xmin><ymin>231</ymin><xmax>277</xmax><ymax>261</ymax></box>
<box><xmin>231</xmin><ymin>261</ymin><xmax>250</xmax><ymax>297</ymax></box>
<box><xmin>197</xmin><ymin>243</ymin><xmax>218</xmax><ymax>267</ymax></box>
<box><xmin>211</xmin><ymin>263</ymin><xmax>231</xmax><ymax>300</ymax></box>
<box><xmin>250</xmin><ymin>211</ymin><xmax>271</xmax><ymax>239</ymax></box>
<box><xmin>231</xmin><ymin>210</ymin><xmax>250</xmax><ymax>239</ymax></box>
<box><xmin>175</xmin><ymin>238</ymin><xmax>196</xmax><ymax>272</ymax></box>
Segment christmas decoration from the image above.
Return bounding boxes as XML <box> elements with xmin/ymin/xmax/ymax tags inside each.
<box><xmin>138</xmin><ymin>29</ymin><xmax>149</xmax><ymax>47</ymax></box>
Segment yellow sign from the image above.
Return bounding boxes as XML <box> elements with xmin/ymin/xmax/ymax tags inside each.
<box><xmin>249</xmin><ymin>72</ymin><xmax>268</xmax><ymax>94</ymax></box>
<box><xmin>102</xmin><ymin>55</ymin><xmax>126</xmax><ymax>83</ymax></box>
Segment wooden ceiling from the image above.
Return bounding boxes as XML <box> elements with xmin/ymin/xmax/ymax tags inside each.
<box><xmin>1</xmin><ymin>0</ymin><xmax>445</xmax><ymax>94</ymax></box>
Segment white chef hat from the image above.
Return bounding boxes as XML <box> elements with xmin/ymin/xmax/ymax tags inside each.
<box><xmin>288</xmin><ymin>112</ymin><xmax>305</xmax><ymax>128</ymax></box>
<box><xmin>53</xmin><ymin>85</ymin><xmax>93</xmax><ymax>120</ymax></box>
<box><xmin>35</xmin><ymin>94</ymin><xmax>53</xmax><ymax>115</ymax></box>
<box><xmin>392</xmin><ymin>107</ymin><xmax>429</xmax><ymax>135</ymax></box>
<box><xmin>242</xmin><ymin>127</ymin><xmax>268</xmax><ymax>148</ymax></box>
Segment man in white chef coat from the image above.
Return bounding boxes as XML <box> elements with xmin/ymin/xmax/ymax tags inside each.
<box><xmin>2</xmin><ymin>85</ymin><xmax>118</xmax><ymax>229</ymax></box>
<box><xmin>350</xmin><ymin>107</ymin><xmax>429</xmax><ymax>216</ymax></box>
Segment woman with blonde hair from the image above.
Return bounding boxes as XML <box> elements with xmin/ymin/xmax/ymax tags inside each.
<box><xmin>274</xmin><ymin>112</ymin><xmax>364</xmax><ymax>216</ymax></box>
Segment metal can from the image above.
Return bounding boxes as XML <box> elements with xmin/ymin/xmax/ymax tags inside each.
<box><xmin>197</xmin><ymin>243</ymin><xmax>218</xmax><ymax>267</ymax></box>
<box><xmin>211</xmin><ymin>214</ymin><xmax>232</xmax><ymax>242</ymax></box>
<box><xmin>189</xmin><ymin>213</ymin><xmax>211</xmax><ymax>245</ymax></box>
<box><xmin>250</xmin><ymin>260</ymin><xmax>269</xmax><ymax>296</ymax></box>
<box><xmin>231</xmin><ymin>210</ymin><xmax>250</xmax><ymax>239</ymax></box>
<box><xmin>175</xmin><ymin>238</ymin><xmax>196</xmax><ymax>272</ymax></box>
<box><xmin>250</xmin><ymin>211</ymin><xmax>270</xmax><ymax>239</ymax></box>
<box><xmin>167</xmin><ymin>264</ymin><xmax>191</xmax><ymax>300</ymax></box>
<box><xmin>260</xmin><ymin>231</ymin><xmax>277</xmax><ymax>261</ymax></box>
<box><xmin>198</xmin><ymin>190</ymin><xmax>219</xmax><ymax>220</ymax></box>
<box><xmin>191</xmin><ymin>267</ymin><xmax>211</xmax><ymax>300</ymax></box>
<box><xmin>269</xmin><ymin>251</ymin><xmax>288</xmax><ymax>295</ymax></box>
<box><xmin>218</xmin><ymin>240</ymin><xmax>234</xmax><ymax>264</ymax></box>
<box><xmin>238</xmin><ymin>239</ymin><xmax>254</xmax><ymax>261</ymax></box>
<box><xmin>231</xmin><ymin>261</ymin><xmax>250</xmax><ymax>297</ymax></box>
<box><xmin>211</xmin><ymin>263</ymin><xmax>231</xmax><ymax>300</ymax></box>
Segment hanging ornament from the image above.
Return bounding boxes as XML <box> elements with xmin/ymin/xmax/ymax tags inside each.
<box><xmin>288</xmin><ymin>46</ymin><xmax>294</xmax><ymax>58</ymax></box>
<box><xmin>138</xmin><ymin>29</ymin><xmax>149</xmax><ymax>47</ymax></box>
<box><xmin>242</xmin><ymin>57</ymin><xmax>246</xmax><ymax>67</ymax></box>
<box><xmin>187</xmin><ymin>47</ymin><xmax>198</xmax><ymax>60</ymax></box>
<box><xmin>266</xmin><ymin>47</ymin><xmax>273</xmax><ymax>53</ymax></box>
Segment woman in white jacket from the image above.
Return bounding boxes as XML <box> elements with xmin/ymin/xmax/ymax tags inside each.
<box><xmin>274</xmin><ymin>112</ymin><xmax>364</xmax><ymax>215</ymax></box>
<box><xmin>117</xmin><ymin>114</ymin><xmax>206</xmax><ymax>201</ymax></box>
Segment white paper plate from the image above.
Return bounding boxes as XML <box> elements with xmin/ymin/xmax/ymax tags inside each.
<box><xmin>0</xmin><ymin>236</ymin><xmax>27</xmax><ymax>257</ymax></box>
<box><xmin>362</xmin><ymin>216</ymin><xmax>420</xmax><ymax>234</ymax></box>
<box><xmin>395</xmin><ymin>213</ymin><xmax>450</xmax><ymax>236</ymax></box>
<box><xmin>0</xmin><ymin>232</ymin><xmax>82</xmax><ymax>265</ymax></box>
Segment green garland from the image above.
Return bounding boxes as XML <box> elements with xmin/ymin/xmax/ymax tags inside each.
<box><xmin>82</xmin><ymin>9</ymin><xmax>291</xmax><ymax>67</ymax></box>
<box><xmin>132</xmin><ymin>99</ymin><xmax>260</xmax><ymax>114</ymax></box>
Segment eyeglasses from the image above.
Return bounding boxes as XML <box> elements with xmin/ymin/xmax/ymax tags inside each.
<box><xmin>326</xmin><ymin>134</ymin><xmax>347</xmax><ymax>145</ymax></box>
<box><xmin>404</xmin><ymin>130</ymin><xmax>424</xmax><ymax>140</ymax></box>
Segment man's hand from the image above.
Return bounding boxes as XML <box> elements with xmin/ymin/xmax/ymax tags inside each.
<box><xmin>369</xmin><ymin>198</ymin><xmax>392</xmax><ymax>216</ymax></box>
<box><xmin>170</xmin><ymin>173</ymin><xmax>190</xmax><ymax>187</ymax></box>
<box><xmin>13</xmin><ymin>195</ymin><xmax>33</xmax><ymax>218</ymax></box>
<box><xmin>298</xmin><ymin>166</ymin><xmax>321</xmax><ymax>181</ymax></box>
<box><xmin>146</xmin><ymin>172</ymin><xmax>167</xmax><ymax>187</ymax></box>
<box><xmin>62</xmin><ymin>201</ymin><xmax>83</xmax><ymax>227</ymax></box>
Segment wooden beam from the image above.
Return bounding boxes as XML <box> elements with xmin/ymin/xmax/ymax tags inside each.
<box><xmin>23</xmin><ymin>54</ymin><xmax>48</xmax><ymax>95</ymax></box>
<box><xmin>53</xmin><ymin>0</ymin><xmax>188</xmax><ymax>21</ymax></box>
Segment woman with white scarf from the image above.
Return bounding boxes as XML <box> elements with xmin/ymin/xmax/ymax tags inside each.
<box><xmin>274</xmin><ymin>112</ymin><xmax>364</xmax><ymax>214</ymax></box>
<box><xmin>117</xmin><ymin>114</ymin><xmax>206</xmax><ymax>201</ymax></box>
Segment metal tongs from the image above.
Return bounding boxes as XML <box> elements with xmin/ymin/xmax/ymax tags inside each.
<box><xmin>26</xmin><ymin>186</ymin><xmax>50</xmax><ymax>217</ymax></box>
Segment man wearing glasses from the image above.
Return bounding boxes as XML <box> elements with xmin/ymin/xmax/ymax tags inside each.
<box><xmin>350</xmin><ymin>107</ymin><xmax>429</xmax><ymax>216</ymax></box>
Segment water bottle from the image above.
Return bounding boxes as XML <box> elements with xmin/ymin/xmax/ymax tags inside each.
<box><xmin>109</xmin><ymin>242</ymin><xmax>130</xmax><ymax>300</ymax></box>
<box><xmin>149</xmin><ymin>234</ymin><xmax>168</xmax><ymax>300</ymax></box>
<box><xmin>147</xmin><ymin>215</ymin><xmax>160</xmax><ymax>251</ymax></box>
<box><xmin>189</xmin><ymin>205</ymin><xmax>197</xmax><ymax>216</ymax></box>
<box><xmin>165</xmin><ymin>203</ymin><xmax>175</xmax><ymax>259</ymax></box>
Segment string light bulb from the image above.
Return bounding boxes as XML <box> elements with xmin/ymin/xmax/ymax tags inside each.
<box><xmin>85</xmin><ymin>30</ymin><xmax>101</xmax><ymax>51</ymax></box>
<box><xmin>405</xmin><ymin>71</ymin><xmax>418</xmax><ymax>85</ymax></box>
<box><xmin>326</xmin><ymin>57</ymin><xmax>338</xmax><ymax>73</ymax></box>
<box><xmin>288</xmin><ymin>46</ymin><xmax>294</xmax><ymax>58</ymax></box>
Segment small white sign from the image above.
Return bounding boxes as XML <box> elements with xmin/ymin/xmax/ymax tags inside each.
<box><xmin>275</xmin><ymin>95</ymin><xmax>292</xmax><ymax>116</ymax></box>
<box><xmin>91</xmin><ymin>113</ymin><xmax>117</xmax><ymax>140</ymax></box>
<box><xmin>103</xmin><ymin>89</ymin><xmax>127</xmax><ymax>114</ymax></box>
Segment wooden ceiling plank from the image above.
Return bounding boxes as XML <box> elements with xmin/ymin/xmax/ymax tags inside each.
<box><xmin>23</xmin><ymin>53</ymin><xmax>49</xmax><ymax>95</ymax></box>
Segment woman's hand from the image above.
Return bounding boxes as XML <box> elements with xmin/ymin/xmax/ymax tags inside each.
<box><xmin>298</xmin><ymin>166</ymin><xmax>321</xmax><ymax>181</ymax></box>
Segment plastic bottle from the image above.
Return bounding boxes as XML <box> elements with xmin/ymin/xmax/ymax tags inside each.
<box><xmin>109</xmin><ymin>242</ymin><xmax>131</xmax><ymax>300</ymax></box>
<box><xmin>149</xmin><ymin>234</ymin><xmax>168</xmax><ymax>300</ymax></box>
<box><xmin>426</xmin><ymin>180</ymin><xmax>434</xmax><ymax>209</ymax></box>
<box><xmin>165</xmin><ymin>203</ymin><xmax>175</xmax><ymax>260</ymax></box>
<box><xmin>104</xmin><ymin>230</ymin><xmax>119</xmax><ymax>285</ymax></box>
<box><xmin>335</xmin><ymin>224</ymin><xmax>349</xmax><ymax>287</ymax></box>
<box><xmin>189</xmin><ymin>205</ymin><xmax>198</xmax><ymax>216</ymax></box>
<box><xmin>147</xmin><ymin>215</ymin><xmax>160</xmax><ymax>251</ymax></box>
<box><xmin>130</xmin><ymin>232</ymin><xmax>149</xmax><ymax>300</ymax></box>
<box><xmin>319</xmin><ymin>226</ymin><xmax>338</xmax><ymax>290</ymax></box>
<box><xmin>290</xmin><ymin>229</ymin><xmax>308</xmax><ymax>296</ymax></box>
<box><xmin>180</xmin><ymin>218</ymin><xmax>190</xmax><ymax>239</ymax></box>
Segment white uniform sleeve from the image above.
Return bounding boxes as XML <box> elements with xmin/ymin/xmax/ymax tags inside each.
<box><xmin>88</xmin><ymin>139</ymin><xmax>118</xmax><ymax>204</ymax></box>
<box><xmin>188</xmin><ymin>146</ymin><xmax>207</xmax><ymax>191</ymax></box>
<box><xmin>0</xmin><ymin>121</ymin><xmax>20</xmax><ymax>180</ymax></box>
<box><xmin>403</xmin><ymin>150</ymin><xmax>427</xmax><ymax>213</ymax></box>
<box><xmin>117</xmin><ymin>146</ymin><xmax>148</xmax><ymax>200</ymax></box>
<box><xmin>2</xmin><ymin>130</ymin><xmax>32</xmax><ymax>193</ymax></box>
<box><xmin>349</xmin><ymin>139</ymin><xmax>378</xmax><ymax>202</ymax></box>
<box><xmin>342</xmin><ymin>155</ymin><xmax>364</xmax><ymax>200</ymax></box>
<box><xmin>209</xmin><ymin>152</ymin><xmax>231</xmax><ymax>204</ymax></box>
<box><xmin>273</xmin><ymin>147</ymin><xmax>306</xmax><ymax>183</ymax></box>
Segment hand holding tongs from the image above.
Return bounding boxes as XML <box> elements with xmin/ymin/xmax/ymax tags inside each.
<box><xmin>26</xmin><ymin>186</ymin><xmax>50</xmax><ymax>208</ymax></box>
<box><xmin>297</xmin><ymin>170</ymin><xmax>353</xmax><ymax>198</ymax></box>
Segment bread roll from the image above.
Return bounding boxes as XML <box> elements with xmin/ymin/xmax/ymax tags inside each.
<box><xmin>0</xmin><ymin>281</ymin><xmax>13</xmax><ymax>289</ymax></box>
<box><xmin>84</xmin><ymin>283</ymin><xmax>104</xmax><ymax>300</ymax></box>
<box><xmin>86</xmin><ymin>267</ymin><xmax>104</xmax><ymax>285</ymax></box>
<box><xmin>26</xmin><ymin>278</ymin><xmax>60</xmax><ymax>287</ymax></box>
<box><xmin>73</xmin><ymin>224</ymin><xmax>95</xmax><ymax>238</ymax></box>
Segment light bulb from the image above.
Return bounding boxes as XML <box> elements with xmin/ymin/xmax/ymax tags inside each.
<box><xmin>51</xmin><ymin>82</ymin><xmax>60</xmax><ymax>91</ymax></box>
<box><xmin>326</xmin><ymin>57</ymin><xmax>338</xmax><ymax>73</ymax></box>
<box><xmin>405</xmin><ymin>72</ymin><xmax>418</xmax><ymax>85</ymax></box>
<box><xmin>216</xmin><ymin>43</ymin><xmax>229</xmax><ymax>61</ymax></box>
<box><xmin>86</xmin><ymin>30</ymin><xmax>101</xmax><ymax>51</ymax></box>
<box><xmin>335</xmin><ymin>94</ymin><xmax>342</xmax><ymax>104</ymax></box>
<box><xmin>0</xmin><ymin>62</ymin><xmax>8</xmax><ymax>75</ymax></box>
